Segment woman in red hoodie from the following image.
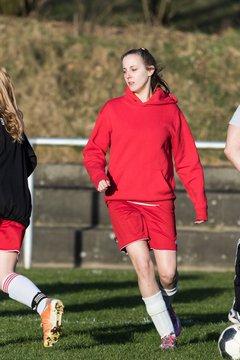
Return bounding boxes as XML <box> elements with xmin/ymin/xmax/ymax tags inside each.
<box><xmin>83</xmin><ymin>48</ymin><xmax>207</xmax><ymax>349</ymax></box>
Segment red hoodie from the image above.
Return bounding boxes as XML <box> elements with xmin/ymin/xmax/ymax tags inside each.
<box><xmin>83</xmin><ymin>87</ymin><xmax>208</xmax><ymax>220</ymax></box>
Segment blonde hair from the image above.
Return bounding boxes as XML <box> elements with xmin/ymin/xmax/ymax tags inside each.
<box><xmin>0</xmin><ymin>67</ymin><xmax>24</xmax><ymax>142</ymax></box>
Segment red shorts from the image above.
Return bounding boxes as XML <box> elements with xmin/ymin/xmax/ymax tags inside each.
<box><xmin>0</xmin><ymin>219</ymin><xmax>26</xmax><ymax>252</ymax></box>
<box><xmin>106</xmin><ymin>200</ymin><xmax>177</xmax><ymax>251</ymax></box>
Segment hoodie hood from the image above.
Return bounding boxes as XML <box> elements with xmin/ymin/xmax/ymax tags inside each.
<box><xmin>124</xmin><ymin>86</ymin><xmax>178</xmax><ymax>106</ymax></box>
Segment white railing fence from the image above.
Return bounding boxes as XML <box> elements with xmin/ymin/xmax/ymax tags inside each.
<box><xmin>24</xmin><ymin>138</ymin><xmax>225</xmax><ymax>269</ymax></box>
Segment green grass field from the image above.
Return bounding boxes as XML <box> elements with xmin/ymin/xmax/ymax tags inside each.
<box><xmin>0</xmin><ymin>268</ymin><xmax>236</xmax><ymax>359</ymax></box>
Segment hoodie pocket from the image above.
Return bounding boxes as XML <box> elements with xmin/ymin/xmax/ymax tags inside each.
<box><xmin>107</xmin><ymin>167</ymin><xmax>174</xmax><ymax>199</ymax></box>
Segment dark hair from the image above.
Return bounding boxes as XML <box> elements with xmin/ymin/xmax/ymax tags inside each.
<box><xmin>121</xmin><ymin>48</ymin><xmax>170</xmax><ymax>94</ymax></box>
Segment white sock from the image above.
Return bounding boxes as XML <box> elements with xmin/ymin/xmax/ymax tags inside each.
<box><xmin>160</xmin><ymin>285</ymin><xmax>178</xmax><ymax>309</ymax></box>
<box><xmin>36</xmin><ymin>297</ymin><xmax>48</xmax><ymax>314</ymax></box>
<box><xmin>142</xmin><ymin>291</ymin><xmax>174</xmax><ymax>338</ymax></box>
<box><xmin>2</xmin><ymin>273</ymin><xmax>47</xmax><ymax>315</ymax></box>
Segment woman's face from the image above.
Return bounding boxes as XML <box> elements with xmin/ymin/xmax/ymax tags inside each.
<box><xmin>122</xmin><ymin>54</ymin><xmax>154</xmax><ymax>94</ymax></box>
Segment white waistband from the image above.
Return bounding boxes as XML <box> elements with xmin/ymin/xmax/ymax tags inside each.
<box><xmin>127</xmin><ymin>201</ymin><xmax>159</xmax><ymax>207</ymax></box>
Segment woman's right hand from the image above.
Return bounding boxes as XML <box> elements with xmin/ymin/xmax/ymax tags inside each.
<box><xmin>97</xmin><ymin>179</ymin><xmax>111</xmax><ymax>192</ymax></box>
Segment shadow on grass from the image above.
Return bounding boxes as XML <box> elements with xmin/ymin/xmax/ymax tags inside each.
<box><xmin>180</xmin><ymin>330</ymin><xmax>222</xmax><ymax>347</ymax></box>
<box><xmin>37</xmin><ymin>280</ymin><xmax>138</xmax><ymax>294</ymax></box>
<box><xmin>67</xmin><ymin>294</ymin><xmax>141</xmax><ymax>312</ymax></box>
<box><xmin>91</xmin><ymin>323</ymin><xmax>152</xmax><ymax>345</ymax></box>
<box><xmin>0</xmin><ymin>305</ymin><xmax>229</xmax><ymax>329</ymax></box>
<box><xmin>0</xmin><ymin>308</ymin><xmax>32</xmax><ymax>317</ymax></box>
<box><xmin>0</xmin><ymin>279</ymin><xmax>229</xmax><ymax>311</ymax></box>
<box><xmin>0</xmin><ymin>272</ymin><xmax>231</xmax><ymax>304</ymax></box>
<box><xmin>0</xmin><ymin>334</ymin><xmax>41</xmax><ymax>347</ymax></box>
<box><xmin>179</xmin><ymin>273</ymin><xmax>208</xmax><ymax>281</ymax></box>
<box><xmin>182</xmin><ymin>311</ymin><xmax>228</xmax><ymax>326</ymax></box>
<box><xmin>63</xmin><ymin>321</ymin><xmax>224</xmax><ymax>349</ymax></box>
<box><xmin>65</xmin><ymin>286</ymin><xmax>226</xmax><ymax>312</ymax></box>
<box><xmin>177</xmin><ymin>287</ymin><xmax>227</xmax><ymax>304</ymax></box>
<box><xmin>63</xmin><ymin>322</ymin><xmax>152</xmax><ymax>347</ymax></box>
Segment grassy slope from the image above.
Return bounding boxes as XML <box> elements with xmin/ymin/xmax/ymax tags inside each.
<box><xmin>0</xmin><ymin>15</ymin><xmax>240</xmax><ymax>163</ymax></box>
<box><xmin>0</xmin><ymin>268</ymin><xmax>235</xmax><ymax>359</ymax></box>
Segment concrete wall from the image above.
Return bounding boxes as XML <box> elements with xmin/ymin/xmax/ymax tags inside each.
<box><xmin>20</xmin><ymin>164</ymin><xmax>240</xmax><ymax>270</ymax></box>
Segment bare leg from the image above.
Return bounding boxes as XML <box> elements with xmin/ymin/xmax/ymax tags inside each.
<box><xmin>0</xmin><ymin>250</ymin><xmax>18</xmax><ymax>287</ymax></box>
<box><xmin>0</xmin><ymin>247</ymin><xmax>64</xmax><ymax>348</ymax></box>
<box><xmin>153</xmin><ymin>249</ymin><xmax>181</xmax><ymax>337</ymax></box>
<box><xmin>126</xmin><ymin>241</ymin><xmax>175</xmax><ymax>339</ymax></box>
<box><xmin>126</xmin><ymin>240</ymin><xmax>159</xmax><ymax>297</ymax></box>
<box><xmin>0</xmin><ymin>250</ymin><xmax>46</xmax><ymax>310</ymax></box>
<box><xmin>154</xmin><ymin>249</ymin><xmax>178</xmax><ymax>290</ymax></box>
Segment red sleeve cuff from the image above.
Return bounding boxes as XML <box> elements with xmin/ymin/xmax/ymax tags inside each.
<box><xmin>195</xmin><ymin>207</ymin><xmax>208</xmax><ymax>221</ymax></box>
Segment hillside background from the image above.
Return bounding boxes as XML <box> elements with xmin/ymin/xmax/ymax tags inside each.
<box><xmin>0</xmin><ymin>0</ymin><xmax>240</xmax><ymax>164</ymax></box>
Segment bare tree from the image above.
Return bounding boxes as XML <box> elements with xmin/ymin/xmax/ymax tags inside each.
<box><xmin>141</xmin><ymin>0</ymin><xmax>152</xmax><ymax>25</ymax></box>
<box><xmin>73</xmin><ymin>0</ymin><xmax>86</xmax><ymax>35</ymax></box>
<box><xmin>0</xmin><ymin>0</ymin><xmax>36</xmax><ymax>15</ymax></box>
<box><xmin>73</xmin><ymin>0</ymin><xmax>127</xmax><ymax>35</ymax></box>
<box><xmin>141</xmin><ymin>0</ymin><xmax>173</xmax><ymax>26</ymax></box>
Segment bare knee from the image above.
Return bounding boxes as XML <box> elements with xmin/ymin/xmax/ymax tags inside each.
<box><xmin>133</xmin><ymin>257</ymin><xmax>155</xmax><ymax>281</ymax></box>
<box><xmin>160</xmin><ymin>270</ymin><xmax>178</xmax><ymax>288</ymax></box>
